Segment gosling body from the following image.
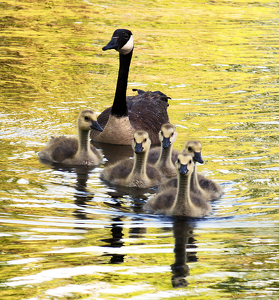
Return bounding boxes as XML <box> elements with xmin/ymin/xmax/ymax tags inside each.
<box><xmin>161</xmin><ymin>141</ymin><xmax>223</xmax><ymax>200</ymax></box>
<box><xmin>144</xmin><ymin>154</ymin><xmax>212</xmax><ymax>217</ymax></box>
<box><xmin>147</xmin><ymin>123</ymin><xmax>179</xmax><ymax>178</ymax></box>
<box><xmin>38</xmin><ymin>109</ymin><xmax>103</xmax><ymax>166</ymax></box>
<box><xmin>100</xmin><ymin>131</ymin><xmax>162</xmax><ymax>188</ymax></box>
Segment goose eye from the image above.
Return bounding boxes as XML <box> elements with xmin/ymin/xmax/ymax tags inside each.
<box><xmin>124</xmin><ymin>33</ymin><xmax>129</xmax><ymax>39</ymax></box>
<box><xmin>188</xmin><ymin>146</ymin><xmax>192</xmax><ymax>152</ymax></box>
<box><xmin>84</xmin><ymin>116</ymin><xmax>89</xmax><ymax>121</ymax></box>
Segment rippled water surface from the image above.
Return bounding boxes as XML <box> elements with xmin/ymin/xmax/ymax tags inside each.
<box><xmin>1</xmin><ymin>0</ymin><xmax>279</xmax><ymax>299</ymax></box>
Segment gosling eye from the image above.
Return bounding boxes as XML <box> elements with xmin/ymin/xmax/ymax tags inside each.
<box><xmin>188</xmin><ymin>146</ymin><xmax>192</xmax><ymax>152</ymax></box>
<box><xmin>177</xmin><ymin>159</ymin><xmax>180</xmax><ymax>164</ymax></box>
<box><xmin>84</xmin><ymin>116</ymin><xmax>89</xmax><ymax>121</ymax></box>
<box><xmin>189</xmin><ymin>160</ymin><xmax>192</xmax><ymax>164</ymax></box>
<box><xmin>133</xmin><ymin>138</ymin><xmax>136</xmax><ymax>143</ymax></box>
<box><xmin>171</xmin><ymin>132</ymin><xmax>174</xmax><ymax>136</ymax></box>
<box><xmin>143</xmin><ymin>138</ymin><xmax>147</xmax><ymax>142</ymax></box>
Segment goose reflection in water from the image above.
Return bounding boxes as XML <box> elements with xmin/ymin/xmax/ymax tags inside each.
<box><xmin>171</xmin><ymin>219</ymin><xmax>197</xmax><ymax>288</ymax></box>
<box><xmin>92</xmin><ymin>141</ymin><xmax>134</xmax><ymax>166</ymax></box>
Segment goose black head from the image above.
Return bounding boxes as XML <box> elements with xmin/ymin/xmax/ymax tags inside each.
<box><xmin>102</xmin><ymin>29</ymin><xmax>134</xmax><ymax>55</ymax></box>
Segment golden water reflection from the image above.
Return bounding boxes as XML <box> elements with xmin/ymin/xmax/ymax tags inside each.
<box><xmin>0</xmin><ymin>0</ymin><xmax>279</xmax><ymax>299</ymax></box>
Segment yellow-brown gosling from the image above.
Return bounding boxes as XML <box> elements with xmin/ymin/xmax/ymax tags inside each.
<box><xmin>144</xmin><ymin>153</ymin><xmax>212</xmax><ymax>217</ymax></box>
<box><xmin>100</xmin><ymin>130</ymin><xmax>163</xmax><ymax>188</ymax></box>
<box><xmin>147</xmin><ymin>123</ymin><xmax>179</xmax><ymax>178</ymax></box>
<box><xmin>161</xmin><ymin>141</ymin><xmax>223</xmax><ymax>200</ymax></box>
<box><xmin>38</xmin><ymin>109</ymin><xmax>103</xmax><ymax>166</ymax></box>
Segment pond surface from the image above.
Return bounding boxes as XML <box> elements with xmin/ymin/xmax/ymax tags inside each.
<box><xmin>1</xmin><ymin>0</ymin><xmax>279</xmax><ymax>299</ymax></box>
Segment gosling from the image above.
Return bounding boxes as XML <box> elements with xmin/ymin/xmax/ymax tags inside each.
<box><xmin>100</xmin><ymin>130</ymin><xmax>163</xmax><ymax>188</ymax></box>
<box><xmin>147</xmin><ymin>123</ymin><xmax>179</xmax><ymax>178</ymax></box>
<box><xmin>183</xmin><ymin>141</ymin><xmax>223</xmax><ymax>200</ymax></box>
<box><xmin>38</xmin><ymin>109</ymin><xmax>103</xmax><ymax>166</ymax></box>
<box><xmin>144</xmin><ymin>153</ymin><xmax>212</xmax><ymax>217</ymax></box>
<box><xmin>161</xmin><ymin>141</ymin><xmax>223</xmax><ymax>200</ymax></box>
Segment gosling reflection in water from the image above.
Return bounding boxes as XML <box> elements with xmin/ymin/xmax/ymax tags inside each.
<box><xmin>72</xmin><ymin>166</ymin><xmax>95</xmax><ymax>220</ymax></box>
<box><xmin>101</xmin><ymin>217</ymin><xmax>125</xmax><ymax>264</ymax></box>
<box><xmin>171</xmin><ymin>219</ymin><xmax>197</xmax><ymax>288</ymax></box>
<box><xmin>39</xmin><ymin>160</ymin><xmax>96</xmax><ymax>220</ymax></box>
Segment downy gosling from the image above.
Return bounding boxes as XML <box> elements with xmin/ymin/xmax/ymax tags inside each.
<box><xmin>161</xmin><ymin>140</ymin><xmax>223</xmax><ymax>200</ymax></box>
<box><xmin>100</xmin><ymin>130</ymin><xmax>163</xmax><ymax>188</ymax></box>
<box><xmin>144</xmin><ymin>153</ymin><xmax>212</xmax><ymax>217</ymax></box>
<box><xmin>38</xmin><ymin>109</ymin><xmax>103</xmax><ymax>166</ymax></box>
<box><xmin>147</xmin><ymin>123</ymin><xmax>179</xmax><ymax>178</ymax></box>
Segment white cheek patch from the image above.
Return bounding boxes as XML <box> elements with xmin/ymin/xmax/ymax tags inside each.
<box><xmin>119</xmin><ymin>35</ymin><xmax>134</xmax><ymax>55</ymax></box>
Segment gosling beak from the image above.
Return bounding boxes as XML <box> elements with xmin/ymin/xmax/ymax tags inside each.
<box><xmin>162</xmin><ymin>137</ymin><xmax>170</xmax><ymax>149</ymax></box>
<box><xmin>134</xmin><ymin>142</ymin><xmax>143</xmax><ymax>154</ymax></box>
<box><xmin>179</xmin><ymin>164</ymin><xmax>188</xmax><ymax>175</ymax></box>
<box><xmin>91</xmin><ymin>120</ymin><xmax>103</xmax><ymax>132</ymax></box>
<box><xmin>193</xmin><ymin>152</ymin><xmax>204</xmax><ymax>164</ymax></box>
<box><xmin>102</xmin><ymin>37</ymin><xmax>119</xmax><ymax>51</ymax></box>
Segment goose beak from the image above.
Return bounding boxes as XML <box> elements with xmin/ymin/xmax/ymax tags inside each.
<box><xmin>91</xmin><ymin>121</ymin><xmax>103</xmax><ymax>132</ymax></box>
<box><xmin>179</xmin><ymin>164</ymin><xmax>188</xmax><ymax>175</ymax></box>
<box><xmin>162</xmin><ymin>137</ymin><xmax>170</xmax><ymax>149</ymax></box>
<box><xmin>102</xmin><ymin>37</ymin><xmax>119</xmax><ymax>51</ymax></box>
<box><xmin>134</xmin><ymin>142</ymin><xmax>143</xmax><ymax>154</ymax></box>
<box><xmin>193</xmin><ymin>152</ymin><xmax>204</xmax><ymax>164</ymax></box>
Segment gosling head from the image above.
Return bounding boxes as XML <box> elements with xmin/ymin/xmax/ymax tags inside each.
<box><xmin>132</xmin><ymin>130</ymin><xmax>151</xmax><ymax>154</ymax></box>
<box><xmin>176</xmin><ymin>154</ymin><xmax>194</xmax><ymax>176</ymax></box>
<box><xmin>102</xmin><ymin>29</ymin><xmax>134</xmax><ymax>55</ymax></box>
<box><xmin>78</xmin><ymin>109</ymin><xmax>103</xmax><ymax>132</ymax></box>
<box><xmin>182</xmin><ymin>141</ymin><xmax>204</xmax><ymax>164</ymax></box>
<box><xmin>159</xmin><ymin>123</ymin><xmax>177</xmax><ymax>149</ymax></box>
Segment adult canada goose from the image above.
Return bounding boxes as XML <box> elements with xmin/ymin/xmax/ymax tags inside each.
<box><xmin>161</xmin><ymin>141</ymin><xmax>223</xmax><ymax>200</ymax></box>
<box><xmin>144</xmin><ymin>154</ymin><xmax>212</xmax><ymax>217</ymax></box>
<box><xmin>90</xmin><ymin>29</ymin><xmax>170</xmax><ymax>145</ymax></box>
<box><xmin>147</xmin><ymin>123</ymin><xmax>179</xmax><ymax>178</ymax></box>
<box><xmin>100</xmin><ymin>130</ymin><xmax>163</xmax><ymax>188</ymax></box>
<box><xmin>38</xmin><ymin>109</ymin><xmax>103</xmax><ymax>166</ymax></box>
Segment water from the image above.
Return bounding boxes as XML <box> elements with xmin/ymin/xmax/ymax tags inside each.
<box><xmin>1</xmin><ymin>0</ymin><xmax>279</xmax><ymax>299</ymax></box>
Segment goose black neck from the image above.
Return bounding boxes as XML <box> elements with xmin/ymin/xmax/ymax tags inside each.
<box><xmin>111</xmin><ymin>51</ymin><xmax>133</xmax><ymax>117</ymax></box>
